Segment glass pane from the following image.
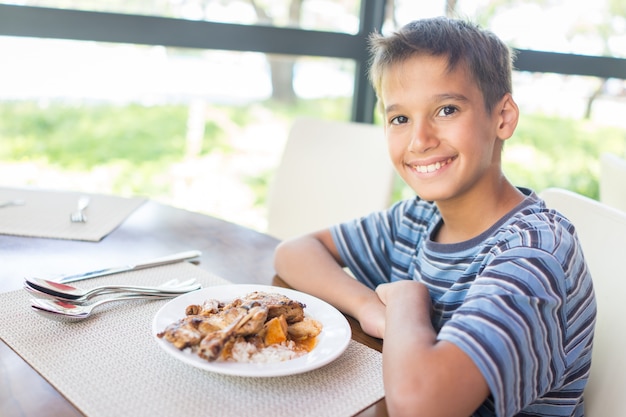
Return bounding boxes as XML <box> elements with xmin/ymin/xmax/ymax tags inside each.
<box><xmin>505</xmin><ymin>72</ymin><xmax>626</xmax><ymax>199</ymax></box>
<box><xmin>0</xmin><ymin>36</ymin><xmax>355</xmax><ymax>231</ymax></box>
<box><xmin>386</xmin><ymin>0</ymin><xmax>447</xmax><ymax>28</ymax></box>
<box><xmin>2</xmin><ymin>0</ymin><xmax>362</xmax><ymax>33</ymax></box>
<box><xmin>392</xmin><ymin>0</ymin><xmax>626</xmax><ymax>58</ymax></box>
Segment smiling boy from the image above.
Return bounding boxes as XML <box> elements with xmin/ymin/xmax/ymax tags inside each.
<box><xmin>274</xmin><ymin>17</ymin><xmax>595</xmax><ymax>417</ymax></box>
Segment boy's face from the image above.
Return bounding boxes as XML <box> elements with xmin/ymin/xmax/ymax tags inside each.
<box><xmin>381</xmin><ymin>53</ymin><xmax>515</xmax><ymax>204</ymax></box>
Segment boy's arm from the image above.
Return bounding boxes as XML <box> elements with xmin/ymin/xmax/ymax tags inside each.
<box><xmin>377</xmin><ymin>280</ymin><xmax>490</xmax><ymax>417</ymax></box>
<box><xmin>273</xmin><ymin>229</ymin><xmax>386</xmax><ymax>338</ymax></box>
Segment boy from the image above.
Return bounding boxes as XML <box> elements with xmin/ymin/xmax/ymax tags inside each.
<box><xmin>274</xmin><ymin>17</ymin><xmax>595</xmax><ymax>417</ymax></box>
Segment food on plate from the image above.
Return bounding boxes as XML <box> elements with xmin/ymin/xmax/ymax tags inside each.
<box><xmin>157</xmin><ymin>291</ymin><xmax>322</xmax><ymax>363</ymax></box>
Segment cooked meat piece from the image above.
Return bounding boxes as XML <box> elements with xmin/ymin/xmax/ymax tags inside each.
<box><xmin>185</xmin><ymin>299</ymin><xmax>222</xmax><ymax>316</ymax></box>
<box><xmin>157</xmin><ymin>316</ymin><xmax>220</xmax><ymax>349</ymax></box>
<box><xmin>207</xmin><ymin>305</ymin><xmax>250</xmax><ymax>328</ymax></box>
<box><xmin>241</xmin><ymin>292</ymin><xmax>305</xmax><ymax>324</ymax></box>
<box><xmin>157</xmin><ymin>303</ymin><xmax>243</xmax><ymax>349</ymax></box>
<box><xmin>287</xmin><ymin>317</ymin><xmax>323</xmax><ymax>340</ymax></box>
<box><xmin>198</xmin><ymin>305</ymin><xmax>268</xmax><ymax>361</ymax></box>
<box><xmin>185</xmin><ymin>305</ymin><xmax>201</xmax><ymax>316</ymax></box>
<box><xmin>235</xmin><ymin>306</ymin><xmax>269</xmax><ymax>334</ymax></box>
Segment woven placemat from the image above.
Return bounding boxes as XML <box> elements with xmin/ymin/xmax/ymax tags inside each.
<box><xmin>0</xmin><ymin>187</ymin><xmax>145</xmax><ymax>241</ymax></box>
<box><xmin>0</xmin><ymin>262</ymin><xmax>384</xmax><ymax>417</ymax></box>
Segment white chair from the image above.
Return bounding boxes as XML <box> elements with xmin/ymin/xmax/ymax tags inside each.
<box><xmin>540</xmin><ymin>187</ymin><xmax>626</xmax><ymax>416</ymax></box>
<box><xmin>599</xmin><ymin>152</ymin><xmax>626</xmax><ymax>213</ymax></box>
<box><xmin>266</xmin><ymin>118</ymin><xmax>395</xmax><ymax>240</ymax></box>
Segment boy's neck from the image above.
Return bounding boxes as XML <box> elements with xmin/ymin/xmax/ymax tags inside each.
<box><xmin>433</xmin><ymin>175</ymin><xmax>525</xmax><ymax>244</ymax></box>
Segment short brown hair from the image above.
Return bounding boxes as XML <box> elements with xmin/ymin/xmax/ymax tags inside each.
<box><xmin>368</xmin><ymin>17</ymin><xmax>515</xmax><ymax>114</ymax></box>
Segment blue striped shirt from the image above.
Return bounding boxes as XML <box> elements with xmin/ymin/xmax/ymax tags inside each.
<box><xmin>331</xmin><ymin>189</ymin><xmax>596</xmax><ymax>417</ymax></box>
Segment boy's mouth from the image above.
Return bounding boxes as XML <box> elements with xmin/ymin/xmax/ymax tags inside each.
<box><xmin>412</xmin><ymin>157</ymin><xmax>454</xmax><ymax>173</ymax></box>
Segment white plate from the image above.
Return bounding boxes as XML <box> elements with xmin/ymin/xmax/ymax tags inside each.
<box><xmin>152</xmin><ymin>284</ymin><xmax>351</xmax><ymax>377</ymax></box>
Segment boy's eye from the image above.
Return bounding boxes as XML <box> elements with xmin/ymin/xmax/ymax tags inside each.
<box><xmin>438</xmin><ymin>106</ymin><xmax>457</xmax><ymax>117</ymax></box>
<box><xmin>390</xmin><ymin>115</ymin><xmax>408</xmax><ymax>125</ymax></box>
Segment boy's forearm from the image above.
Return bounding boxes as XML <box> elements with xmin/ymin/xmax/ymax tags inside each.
<box><xmin>273</xmin><ymin>234</ymin><xmax>378</xmax><ymax>322</ymax></box>
<box><xmin>379</xmin><ymin>282</ymin><xmax>489</xmax><ymax>416</ymax></box>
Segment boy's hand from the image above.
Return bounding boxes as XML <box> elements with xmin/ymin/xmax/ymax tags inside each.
<box><xmin>376</xmin><ymin>279</ymin><xmax>431</xmax><ymax>308</ymax></box>
<box><xmin>354</xmin><ymin>293</ymin><xmax>387</xmax><ymax>339</ymax></box>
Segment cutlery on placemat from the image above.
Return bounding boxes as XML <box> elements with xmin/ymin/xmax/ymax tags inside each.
<box><xmin>30</xmin><ymin>292</ymin><xmax>180</xmax><ymax>322</ymax></box>
<box><xmin>70</xmin><ymin>196</ymin><xmax>90</xmax><ymax>222</ymax></box>
<box><xmin>34</xmin><ymin>250</ymin><xmax>201</xmax><ymax>284</ymax></box>
<box><xmin>24</xmin><ymin>278</ymin><xmax>201</xmax><ymax>302</ymax></box>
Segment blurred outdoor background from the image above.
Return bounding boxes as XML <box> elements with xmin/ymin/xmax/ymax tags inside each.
<box><xmin>1</xmin><ymin>0</ymin><xmax>625</xmax><ymax>232</ymax></box>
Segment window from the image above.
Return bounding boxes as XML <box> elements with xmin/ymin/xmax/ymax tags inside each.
<box><xmin>1</xmin><ymin>1</ymin><xmax>625</xmax><ymax>231</ymax></box>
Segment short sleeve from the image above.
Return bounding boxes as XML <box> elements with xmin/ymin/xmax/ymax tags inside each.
<box><xmin>330</xmin><ymin>198</ymin><xmax>440</xmax><ymax>288</ymax></box>
<box><xmin>330</xmin><ymin>206</ymin><xmax>396</xmax><ymax>288</ymax></box>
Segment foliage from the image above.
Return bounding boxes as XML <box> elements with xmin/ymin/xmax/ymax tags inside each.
<box><xmin>504</xmin><ymin>115</ymin><xmax>626</xmax><ymax>199</ymax></box>
<box><xmin>266</xmin><ymin>96</ymin><xmax>353</xmax><ymax>122</ymax></box>
<box><xmin>1</xmin><ymin>99</ymin><xmax>625</xmax><ymax>208</ymax></box>
<box><xmin>0</xmin><ymin>101</ymin><xmax>233</xmax><ymax>169</ymax></box>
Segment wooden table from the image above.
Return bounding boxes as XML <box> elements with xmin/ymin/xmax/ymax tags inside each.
<box><xmin>0</xmin><ymin>199</ymin><xmax>386</xmax><ymax>417</ymax></box>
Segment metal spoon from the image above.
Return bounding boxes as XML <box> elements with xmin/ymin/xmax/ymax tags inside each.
<box><xmin>23</xmin><ymin>278</ymin><xmax>200</xmax><ymax>302</ymax></box>
<box><xmin>23</xmin><ymin>281</ymin><xmax>199</xmax><ymax>305</ymax></box>
<box><xmin>30</xmin><ymin>293</ymin><xmax>176</xmax><ymax>322</ymax></box>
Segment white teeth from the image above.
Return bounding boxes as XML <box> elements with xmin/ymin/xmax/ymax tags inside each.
<box><xmin>415</xmin><ymin>158</ymin><xmax>451</xmax><ymax>174</ymax></box>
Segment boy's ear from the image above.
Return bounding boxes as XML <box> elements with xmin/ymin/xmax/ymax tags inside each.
<box><xmin>496</xmin><ymin>93</ymin><xmax>519</xmax><ymax>141</ymax></box>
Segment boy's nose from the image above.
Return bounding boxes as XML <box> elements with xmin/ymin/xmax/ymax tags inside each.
<box><xmin>407</xmin><ymin>121</ymin><xmax>438</xmax><ymax>153</ymax></box>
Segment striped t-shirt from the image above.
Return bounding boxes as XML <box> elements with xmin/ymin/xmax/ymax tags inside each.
<box><xmin>330</xmin><ymin>188</ymin><xmax>596</xmax><ymax>417</ymax></box>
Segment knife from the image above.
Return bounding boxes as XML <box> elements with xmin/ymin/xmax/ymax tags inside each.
<box><xmin>54</xmin><ymin>250</ymin><xmax>202</xmax><ymax>284</ymax></box>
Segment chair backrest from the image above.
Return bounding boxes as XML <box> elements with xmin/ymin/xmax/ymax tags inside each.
<box><xmin>600</xmin><ymin>152</ymin><xmax>626</xmax><ymax>213</ymax></box>
<box><xmin>266</xmin><ymin>117</ymin><xmax>395</xmax><ymax>240</ymax></box>
<box><xmin>539</xmin><ymin>187</ymin><xmax>626</xmax><ymax>416</ymax></box>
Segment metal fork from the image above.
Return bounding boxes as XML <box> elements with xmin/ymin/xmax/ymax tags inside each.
<box><xmin>70</xmin><ymin>196</ymin><xmax>90</xmax><ymax>223</ymax></box>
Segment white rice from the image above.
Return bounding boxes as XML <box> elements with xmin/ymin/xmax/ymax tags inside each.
<box><xmin>229</xmin><ymin>340</ymin><xmax>305</xmax><ymax>363</ymax></box>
